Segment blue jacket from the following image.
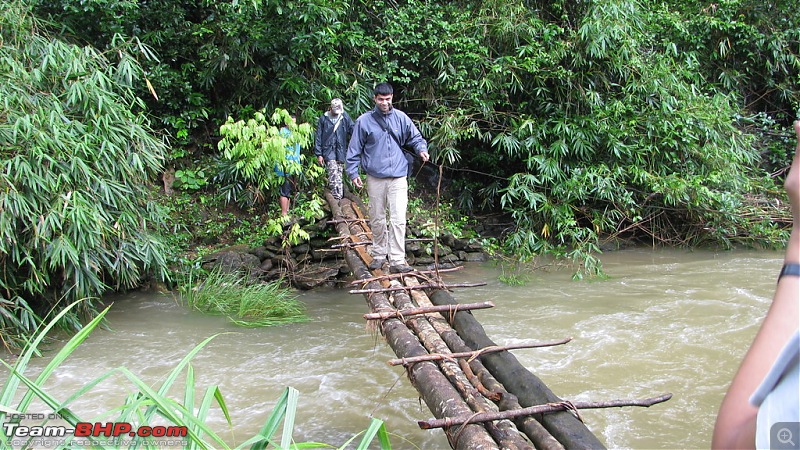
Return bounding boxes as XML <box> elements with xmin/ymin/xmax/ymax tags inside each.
<box><xmin>346</xmin><ymin>107</ymin><xmax>428</xmax><ymax>180</ymax></box>
<box><xmin>275</xmin><ymin>127</ymin><xmax>301</xmax><ymax>177</ymax></box>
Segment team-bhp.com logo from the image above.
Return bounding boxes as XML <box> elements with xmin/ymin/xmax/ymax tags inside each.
<box><xmin>4</xmin><ymin>413</ymin><xmax>188</xmax><ymax>448</ymax></box>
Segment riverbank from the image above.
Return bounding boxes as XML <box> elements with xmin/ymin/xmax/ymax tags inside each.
<box><xmin>163</xmin><ymin>187</ymin><xmax>503</xmax><ymax>290</ymax></box>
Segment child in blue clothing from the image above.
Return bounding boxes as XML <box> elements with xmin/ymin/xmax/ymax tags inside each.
<box><xmin>275</xmin><ymin>116</ymin><xmax>301</xmax><ymax>216</ymax></box>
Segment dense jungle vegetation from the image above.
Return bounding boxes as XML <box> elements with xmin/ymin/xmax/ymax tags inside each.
<box><xmin>1</xmin><ymin>0</ymin><xmax>798</xmax><ymax>346</ymax></box>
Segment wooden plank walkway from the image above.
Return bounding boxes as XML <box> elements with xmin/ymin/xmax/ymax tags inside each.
<box><xmin>325</xmin><ymin>191</ymin><xmax>670</xmax><ymax>450</ymax></box>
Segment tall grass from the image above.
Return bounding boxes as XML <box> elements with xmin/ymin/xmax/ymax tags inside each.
<box><xmin>0</xmin><ymin>300</ymin><xmax>393</xmax><ymax>449</ymax></box>
<box><xmin>180</xmin><ymin>270</ymin><xmax>308</xmax><ymax>327</ymax></box>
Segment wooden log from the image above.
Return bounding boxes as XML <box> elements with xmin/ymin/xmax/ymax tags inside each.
<box><xmin>426</xmin><ymin>289</ymin><xmax>607</xmax><ymax>449</ymax></box>
<box><xmin>389</xmin><ymin>280</ymin><xmax>532</xmax><ymax>450</ymax></box>
<box><xmin>407</xmin><ymin>278</ymin><xmax>565</xmax><ymax>450</ymax></box>
<box><xmin>418</xmin><ymin>394</ymin><xmax>674</xmax><ymax>430</ymax></box>
<box><xmin>387</xmin><ymin>339</ymin><xmax>572</xmax><ymax>366</ymax></box>
<box><xmin>326</xmin><ymin>232</ymin><xmax>370</xmax><ymax>241</ymax></box>
<box><xmin>325</xmin><ymin>193</ymin><xmax>500</xmax><ymax>450</ymax></box>
<box><xmin>363</xmin><ymin>301</ymin><xmax>495</xmax><ymax>321</ymax></box>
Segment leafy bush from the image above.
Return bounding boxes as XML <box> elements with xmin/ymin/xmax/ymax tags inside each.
<box><xmin>174</xmin><ymin>169</ymin><xmax>209</xmax><ymax>191</ymax></box>
<box><xmin>216</xmin><ymin>108</ymin><xmax>316</xmax><ymax>209</ymax></box>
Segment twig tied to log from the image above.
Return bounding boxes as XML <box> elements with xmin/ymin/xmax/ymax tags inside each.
<box><xmin>388</xmin><ymin>338</ymin><xmax>573</xmax><ymax>366</ymax></box>
<box><xmin>418</xmin><ymin>393</ymin><xmax>673</xmax><ymax>429</ymax></box>
<box><xmin>331</xmin><ymin>241</ymin><xmax>372</xmax><ymax>249</ymax></box>
<box><xmin>349</xmin><ymin>282</ymin><xmax>486</xmax><ymax>294</ymax></box>
<box><xmin>363</xmin><ymin>301</ymin><xmax>495</xmax><ymax>321</ymax></box>
<box><xmin>327</xmin><ymin>218</ymin><xmax>367</xmax><ymax>224</ymax></box>
<box><xmin>350</xmin><ymin>266</ymin><xmax>464</xmax><ymax>285</ymax></box>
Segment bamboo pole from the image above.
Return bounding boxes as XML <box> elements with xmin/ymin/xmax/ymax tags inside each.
<box><xmin>351</xmin><ymin>266</ymin><xmax>464</xmax><ymax>284</ymax></box>
<box><xmin>331</xmin><ymin>241</ymin><xmax>371</xmax><ymax>249</ymax></box>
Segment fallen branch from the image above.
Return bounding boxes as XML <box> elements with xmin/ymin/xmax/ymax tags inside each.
<box><xmin>388</xmin><ymin>338</ymin><xmax>573</xmax><ymax>367</ymax></box>
<box><xmin>418</xmin><ymin>393</ymin><xmax>673</xmax><ymax>429</ymax></box>
<box><xmin>331</xmin><ymin>241</ymin><xmax>371</xmax><ymax>249</ymax></box>
<box><xmin>327</xmin><ymin>232</ymin><xmax>369</xmax><ymax>242</ymax></box>
<box><xmin>349</xmin><ymin>282</ymin><xmax>486</xmax><ymax>294</ymax></box>
<box><xmin>363</xmin><ymin>301</ymin><xmax>495</xmax><ymax>321</ymax></box>
<box><xmin>327</xmin><ymin>218</ymin><xmax>367</xmax><ymax>224</ymax></box>
<box><xmin>350</xmin><ymin>266</ymin><xmax>464</xmax><ymax>285</ymax></box>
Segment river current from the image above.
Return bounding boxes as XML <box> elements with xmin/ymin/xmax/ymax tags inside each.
<box><xmin>5</xmin><ymin>248</ymin><xmax>785</xmax><ymax>449</ymax></box>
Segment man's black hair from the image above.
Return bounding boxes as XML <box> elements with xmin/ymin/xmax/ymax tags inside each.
<box><xmin>374</xmin><ymin>82</ymin><xmax>393</xmax><ymax>96</ymax></box>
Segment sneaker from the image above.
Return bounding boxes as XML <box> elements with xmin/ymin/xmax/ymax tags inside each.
<box><xmin>389</xmin><ymin>263</ymin><xmax>414</xmax><ymax>274</ymax></box>
<box><xmin>368</xmin><ymin>258</ymin><xmax>386</xmax><ymax>270</ymax></box>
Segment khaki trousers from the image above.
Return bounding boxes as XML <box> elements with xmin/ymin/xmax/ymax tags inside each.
<box><xmin>366</xmin><ymin>174</ymin><xmax>408</xmax><ymax>265</ymax></box>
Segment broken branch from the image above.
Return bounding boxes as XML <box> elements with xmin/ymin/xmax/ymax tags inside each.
<box><xmin>363</xmin><ymin>301</ymin><xmax>495</xmax><ymax>320</ymax></box>
<box><xmin>388</xmin><ymin>338</ymin><xmax>573</xmax><ymax>367</ymax></box>
<box><xmin>418</xmin><ymin>393</ymin><xmax>673</xmax><ymax>429</ymax></box>
<box><xmin>350</xmin><ymin>282</ymin><xmax>486</xmax><ymax>295</ymax></box>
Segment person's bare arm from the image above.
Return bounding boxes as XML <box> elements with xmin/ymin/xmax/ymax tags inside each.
<box><xmin>712</xmin><ymin>120</ymin><xmax>800</xmax><ymax>449</ymax></box>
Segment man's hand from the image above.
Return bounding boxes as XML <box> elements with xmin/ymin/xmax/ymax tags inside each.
<box><xmin>420</xmin><ymin>151</ymin><xmax>430</xmax><ymax>163</ymax></box>
<box><xmin>352</xmin><ymin>176</ymin><xmax>363</xmax><ymax>188</ymax></box>
<box><xmin>317</xmin><ymin>156</ymin><xmax>324</xmax><ymax>166</ymax></box>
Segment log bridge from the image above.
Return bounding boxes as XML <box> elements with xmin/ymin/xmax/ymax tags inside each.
<box><xmin>325</xmin><ymin>192</ymin><xmax>671</xmax><ymax>449</ymax></box>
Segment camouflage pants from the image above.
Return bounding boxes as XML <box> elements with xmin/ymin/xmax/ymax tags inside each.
<box><xmin>325</xmin><ymin>160</ymin><xmax>344</xmax><ymax>199</ymax></box>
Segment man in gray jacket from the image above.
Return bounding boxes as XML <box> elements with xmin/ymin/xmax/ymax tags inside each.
<box><xmin>314</xmin><ymin>98</ymin><xmax>354</xmax><ymax>200</ymax></box>
<box><xmin>346</xmin><ymin>82</ymin><xmax>429</xmax><ymax>273</ymax></box>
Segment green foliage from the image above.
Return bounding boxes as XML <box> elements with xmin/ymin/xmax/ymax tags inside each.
<box><xmin>174</xmin><ymin>168</ymin><xmax>209</xmax><ymax>191</ymax></box>
<box><xmin>32</xmin><ymin>0</ymin><xmax>363</xmax><ymax>139</ymax></box>
<box><xmin>0</xmin><ymin>297</ymin><xmax>41</xmax><ymax>351</ymax></box>
<box><xmin>0</xmin><ymin>0</ymin><xmax>170</xmax><ymax>338</ymax></box>
<box><xmin>0</xmin><ymin>300</ymin><xmax>393</xmax><ymax>449</ymax></box>
<box><xmin>180</xmin><ymin>269</ymin><xmax>307</xmax><ymax>327</ymax></box>
<box><xmin>29</xmin><ymin>0</ymin><xmax>799</xmax><ymax>277</ymax></box>
<box><xmin>408</xmin><ymin>196</ymin><xmax>477</xmax><ymax>241</ymax></box>
<box><xmin>216</xmin><ymin>108</ymin><xmax>314</xmax><ymax>209</ymax></box>
<box><xmin>653</xmin><ymin>0</ymin><xmax>800</xmax><ymax>122</ymax></box>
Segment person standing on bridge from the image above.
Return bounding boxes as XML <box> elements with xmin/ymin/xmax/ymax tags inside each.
<box><xmin>346</xmin><ymin>82</ymin><xmax>430</xmax><ymax>273</ymax></box>
<box><xmin>314</xmin><ymin>98</ymin><xmax>354</xmax><ymax>200</ymax></box>
<box><xmin>712</xmin><ymin>120</ymin><xmax>800</xmax><ymax>449</ymax></box>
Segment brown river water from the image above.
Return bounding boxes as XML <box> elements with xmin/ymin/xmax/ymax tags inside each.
<box><xmin>4</xmin><ymin>248</ymin><xmax>786</xmax><ymax>449</ymax></box>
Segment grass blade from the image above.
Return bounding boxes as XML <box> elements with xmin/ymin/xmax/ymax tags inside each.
<box><xmin>279</xmin><ymin>386</ymin><xmax>299</xmax><ymax>449</ymax></box>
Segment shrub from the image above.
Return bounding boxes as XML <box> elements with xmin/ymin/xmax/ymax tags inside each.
<box><xmin>0</xmin><ymin>0</ymin><xmax>170</xmax><ymax>344</ymax></box>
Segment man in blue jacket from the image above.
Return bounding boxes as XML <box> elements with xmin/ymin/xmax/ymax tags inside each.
<box><xmin>346</xmin><ymin>82</ymin><xmax>429</xmax><ymax>273</ymax></box>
